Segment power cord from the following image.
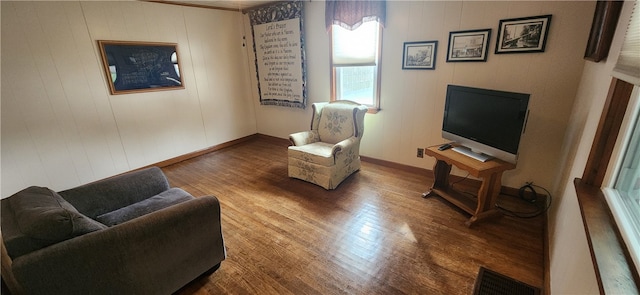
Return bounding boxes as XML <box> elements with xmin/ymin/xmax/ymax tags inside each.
<box><xmin>450</xmin><ymin>172</ymin><xmax>471</xmax><ymax>189</ymax></box>
<box><xmin>448</xmin><ymin>177</ymin><xmax>552</xmax><ymax>218</ymax></box>
<box><xmin>496</xmin><ymin>182</ymin><xmax>552</xmax><ymax>218</ymax></box>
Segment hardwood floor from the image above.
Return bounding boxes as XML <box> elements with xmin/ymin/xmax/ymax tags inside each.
<box><xmin>166</xmin><ymin>136</ymin><xmax>545</xmax><ymax>295</ymax></box>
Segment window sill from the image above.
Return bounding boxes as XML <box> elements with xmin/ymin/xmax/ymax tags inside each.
<box><xmin>574</xmin><ymin>177</ymin><xmax>640</xmax><ymax>294</ymax></box>
<box><xmin>367</xmin><ymin>107</ymin><xmax>380</xmax><ymax>114</ymax></box>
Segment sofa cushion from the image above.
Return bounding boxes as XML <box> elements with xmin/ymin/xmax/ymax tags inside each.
<box><xmin>1</xmin><ymin>186</ymin><xmax>107</xmax><ymax>258</ymax></box>
<box><xmin>96</xmin><ymin>188</ymin><xmax>194</xmax><ymax>226</ymax></box>
<box><xmin>58</xmin><ymin>167</ymin><xmax>171</xmax><ymax>219</ymax></box>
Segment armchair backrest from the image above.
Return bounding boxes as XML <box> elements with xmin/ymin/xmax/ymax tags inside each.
<box><xmin>311</xmin><ymin>101</ymin><xmax>367</xmax><ymax>144</ymax></box>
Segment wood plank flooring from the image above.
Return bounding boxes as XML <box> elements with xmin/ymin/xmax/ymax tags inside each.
<box><xmin>165</xmin><ymin>136</ymin><xmax>545</xmax><ymax>295</ymax></box>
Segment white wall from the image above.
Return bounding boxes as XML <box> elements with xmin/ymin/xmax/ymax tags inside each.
<box><xmin>247</xmin><ymin>1</ymin><xmax>595</xmax><ymax>192</ymax></box>
<box><xmin>0</xmin><ymin>1</ymin><xmax>257</xmax><ymax>197</ymax></box>
<box><xmin>549</xmin><ymin>1</ymin><xmax>637</xmax><ymax>294</ymax></box>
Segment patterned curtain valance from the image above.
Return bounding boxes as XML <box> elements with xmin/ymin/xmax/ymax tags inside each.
<box><xmin>325</xmin><ymin>0</ymin><xmax>386</xmax><ymax>31</ymax></box>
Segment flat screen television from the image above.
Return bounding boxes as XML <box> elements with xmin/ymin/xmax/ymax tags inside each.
<box><xmin>442</xmin><ymin>85</ymin><xmax>530</xmax><ymax>163</ymax></box>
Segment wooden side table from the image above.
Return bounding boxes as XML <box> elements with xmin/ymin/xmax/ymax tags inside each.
<box><xmin>423</xmin><ymin>145</ymin><xmax>516</xmax><ymax>227</ymax></box>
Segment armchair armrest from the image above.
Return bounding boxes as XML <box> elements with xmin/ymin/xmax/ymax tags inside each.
<box><xmin>11</xmin><ymin>196</ymin><xmax>225</xmax><ymax>295</ymax></box>
<box><xmin>289</xmin><ymin>130</ymin><xmax>320</xmax><ymax>146</ymax></box>
<box><xmin>331</xmin><ymin>137</ymin><xmax>359</xmax><ymax>155</ymax></box>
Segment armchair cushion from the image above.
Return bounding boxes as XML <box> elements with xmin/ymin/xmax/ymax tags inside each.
<box><xmin>288</xmin><ymin>142</ymin><xmax>336</xmax><ymax>166</ymax></box>
<box><xmin>2</xmin><ymin>186</ymin><xmax>107</xmax><ymax>259</ymax></box>
<box><xmin>96</xmin><ymin>188</ymin><xmax>194</xmax><ymax>226</ymax></box>
<box><xmin>317</xmin><ymin>104</ymin><xmax>356</xmax><ymax>144</ymax></box>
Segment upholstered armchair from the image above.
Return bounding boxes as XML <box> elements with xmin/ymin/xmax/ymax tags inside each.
<box><xmin>288</xmin><ymin>101</ymin><xmax>368</xmax><ymax>190</ymax></box>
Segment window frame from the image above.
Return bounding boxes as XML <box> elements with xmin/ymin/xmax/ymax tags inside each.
<box><xmin>575</xmin><ymin>78</ymin><xmax>639</xmax><ymax>294</ymax></box>
<box><xmin>329</xmin><ymin>22</ymin><xmax>383</xmax><ymax>114</ymax></box>
<box><xmin>603</xmin><ymin>85</ymin><xmax>640</xmax><ymax>274</ymax></box>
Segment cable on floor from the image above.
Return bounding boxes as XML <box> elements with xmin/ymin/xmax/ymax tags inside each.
<box><xmin>496</xmin><ymin>182</ymin><xmax>552</xmax><ymax>218</ymax></box>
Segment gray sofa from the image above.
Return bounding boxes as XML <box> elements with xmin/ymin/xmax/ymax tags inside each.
<box><xmin>1</xmin><ymin>167</ymin><xmax>225</xmax><ymax>295</ymax></box>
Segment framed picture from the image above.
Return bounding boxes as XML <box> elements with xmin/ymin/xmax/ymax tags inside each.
<box><xmin>446</xmin><ymin>29</ymin><xmax>491</xmax><ymax>62</ymax></box>
<box><xmin>584</xmin><ymin>1</ymin><xmax>622</xmax><ymax>62</ymax></box>
<box><xmin>495</xmin><ymin>15</ymin><xmax>552</xmax><ymax>54</ymax></box>
<box><xmin>98</xmin><ymin>40</ymin><xmax>184</xmax><ymax>95</ymax></box>
<box><xmin>402</xmin><ymin>41</ymin><xmax>438</xmax><ymax>70</ymax></box>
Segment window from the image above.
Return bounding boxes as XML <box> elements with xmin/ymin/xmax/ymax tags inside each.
<box><xmin>602</xmin><ymin>0</ymin><xmax>640</xmax><ymax>275</ymax></box>
<box><xmin>576</xmin><ymin>3</ymin><xmax>639</xmax><ymax>290</ymax></box>
<box><xmin>604</xmin><ymin>86</ymin><xmax>640</xmax><ymax>273</ymax></box>
<box><xmin>330</xmin><ymin>21</ymin><xmax>382</xmax><ymax>112</ymax></box>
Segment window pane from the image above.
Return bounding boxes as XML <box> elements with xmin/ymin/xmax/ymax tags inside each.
<box><xmin>335</xmin><ymin>65</ymin><xmax>377</xmax><ymax>106</ymax></box>
<box><xmin>615</xmin><ymin>104</ymin><xmax>640</xmax><ymax>205</ymax></box>
<box><xmin>606</xmin><ymin>87</ymin><xmax>640</xmax><ymax>274</ymax></box>
<box><xmin>332</xmin><ymin>22</ymin><xmax>379</xmax><ymax>66</ymax></box>
<box><xmin>330</xmin><ymin>20</ymin><xmax>381</xmax><ymax>109</ymax></box>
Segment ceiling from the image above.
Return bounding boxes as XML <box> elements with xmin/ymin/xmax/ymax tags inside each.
<box><xmin>149</xmin><ymin>0</ymin><xmax>279</xmax><ymax>11</ymax></box>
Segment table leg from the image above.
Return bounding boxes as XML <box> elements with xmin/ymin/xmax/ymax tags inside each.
<box><xmin>466</xmin><ymin>172</ymin><xmax>504</xmax><ymax>226</ymax></box>
<box><xmin>422</xmin><ymin>159</ymin><xmax>452</xmax><ymax>198</ymax></box>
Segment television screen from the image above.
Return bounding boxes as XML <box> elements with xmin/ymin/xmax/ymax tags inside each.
<box><xmin>442</xmin><ymin>85</ymin><xmax>529</xmax><ymax>163</ymax></box>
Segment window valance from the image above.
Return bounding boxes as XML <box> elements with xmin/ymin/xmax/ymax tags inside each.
<box><xmin>325</xmin><ymin>0</ymin><xmax>386</xmax><ymax>31</ymax></box>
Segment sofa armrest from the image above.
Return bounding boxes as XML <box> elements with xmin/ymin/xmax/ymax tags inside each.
<box><xmin>58</xmin><ymin>167</ymin><xmax>171</xmax><ymax>218</ymax></box>
<box><xmin>11</xmin><ymin>196</ymin><xmax>225</xmax><ymax>295</ymax></box>
<box><xmin>289</xmin><ymin>130</ymin><xmax>320</xmax><ymax>146</ymax></box>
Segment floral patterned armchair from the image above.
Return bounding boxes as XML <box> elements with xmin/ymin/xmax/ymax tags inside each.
<box><xmin>288</xmin><ymin>101</ymin><xmax>368</xmax><ymax>190</ymax></box>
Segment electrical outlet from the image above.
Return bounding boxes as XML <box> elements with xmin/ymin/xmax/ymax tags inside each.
<box><xmin>417</xmin><ymin>148</ymin><xmax>424</xmax><ymax>158</ymax></box>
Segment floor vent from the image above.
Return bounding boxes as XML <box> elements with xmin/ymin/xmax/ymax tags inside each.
<box><xmin>473</xmin><ymin>267</ymin><xmax>541</xmax><ymax>295</ymax></box>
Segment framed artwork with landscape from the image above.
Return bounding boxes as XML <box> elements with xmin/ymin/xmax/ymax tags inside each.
<box><xmin>495</xmin><ymin>15</ymin><xmax>552</xmax><ymax>54</ymax></box>
<box><xmin>402</xmin><ymin>41</ymin><xmax>438</xmax><ymax>70</ymax></box>
<box><xmin>446</xmin><ymin>29</ymin><xmax>491</xmax><ymax>62</ymax></box>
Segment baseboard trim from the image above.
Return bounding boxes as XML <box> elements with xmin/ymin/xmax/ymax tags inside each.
<box><xmin>253</xmin><ymin>133</ymin><xmax>291</xmax><ymax>146</ymax></box>
<box><xmin>150</xmin><ymin>133</ymin><xmax>540</xmax><ymax>198</ymax></box>
<box><xmin>145</xmin><ymin>134</ymin><xmax>261</xmax><ymax>169</ymax></box>
<box><xmin>360</xmin><ymin>155</ymin><xmax>430</xmax><ymax>175</ymax></box>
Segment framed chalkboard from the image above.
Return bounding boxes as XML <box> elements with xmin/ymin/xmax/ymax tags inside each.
<box><xmin>98</xmin><ymin>40</ymin><xmax>184</xmax><ymax>95</ymax></box>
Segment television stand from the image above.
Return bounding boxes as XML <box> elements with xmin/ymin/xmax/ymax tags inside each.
<box><xmin>422</xmin><ymin>144</ymin><xmax>516</xmax><ymax>227</ymax></box>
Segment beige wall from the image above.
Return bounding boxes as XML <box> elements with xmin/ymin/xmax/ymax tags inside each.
<box><xmin>2</xmin><ymin>1</ymin><xmax>628</xmax><ymax>293</ymax></box>
<box><xmin>245</xmin><ymin>2</ymin><xmax>605</xmax><ymax>293</ymax></box>
<box><xmin>248</xmin><ymin>1</ymin><xmax>595</xmax><ymax>192</ymax></box>
<box><xmin>549</xmin><ymin>1</ymin><xmax>637</xmax><ymax>294</ymax></box>
<box><xmin>1</xmin><ymin>1</ymin><xmax>257</xmax><ymax>196</ymax></box>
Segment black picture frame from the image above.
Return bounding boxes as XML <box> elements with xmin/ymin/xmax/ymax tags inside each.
<box><xmin>495</xmin><ymin>15</ymin><xmax>552</xmax><ymax>54</ymax></box>
<box><xmin>402</xmin><ymin>41</ymin><xmax>438</xmax><ymax>70</ymax></box>
<box><xmin>446</xmin><ymin>29</ymin><xmax>491</xmax><ymax>62</ymax></box>
<box><xmin>98</xmin><ymin>40</ymin><xmax>184</xmax><ymax>95</ymax></box>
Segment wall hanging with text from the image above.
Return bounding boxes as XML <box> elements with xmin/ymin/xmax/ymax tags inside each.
<box><xmin>248</xmin><ymin>1</ymin><xmax>307</xmax><ymax>109</ymax></box>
